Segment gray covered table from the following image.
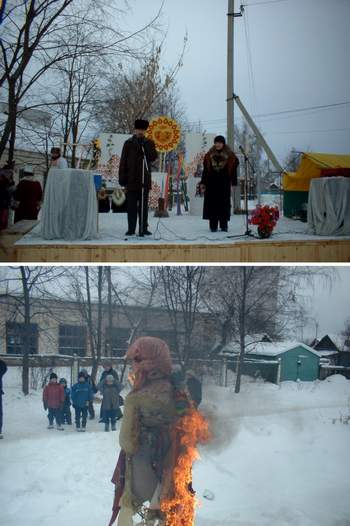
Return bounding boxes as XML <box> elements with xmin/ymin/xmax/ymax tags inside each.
<box><xmin>40</xmin><ymin>168</ymin><xmax>98</xmax><ymax>240</ymax></box>
<box><xmin>308</xmin><ymin>177</ymin><xmax>350</xmax><ymax>236</ymax></box>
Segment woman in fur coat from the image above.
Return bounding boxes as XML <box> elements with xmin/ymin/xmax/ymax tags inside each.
<box><xmin>110</xmin><ymin>337</ymin><xmax>177</xmax><ymax>526</ymax></box>
<box><xmin>200</xmin><ymin>135</ymin><xmax>239</xmax><ymax>232</ymax></box>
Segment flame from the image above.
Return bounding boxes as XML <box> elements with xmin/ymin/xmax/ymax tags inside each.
<box><xmin>161</xmin><ymin>408</ymin><xmax>212</xmax><ymax>526</ymax></box>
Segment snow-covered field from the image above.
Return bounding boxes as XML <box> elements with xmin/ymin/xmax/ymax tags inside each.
<box><xmin>1</xmin><ymin>375</ymin><xmax>350</xmax><ymax>526</ymax></box>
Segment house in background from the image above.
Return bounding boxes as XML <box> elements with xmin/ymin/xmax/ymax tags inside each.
<box><xmin>222</xmin><ymin>339</ymin><xmax>320</xmax><ymax>383</ymax></box>
<box><xmin>310</xmin><ymin>335</ymin><xmax>341</xmax><ymax>365</ymax></box>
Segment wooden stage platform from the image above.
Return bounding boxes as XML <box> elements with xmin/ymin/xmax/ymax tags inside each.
<box><xmin>1</xmin><ymin>221</ymin><xmax>350</xmax><ymax>263</ymax></box>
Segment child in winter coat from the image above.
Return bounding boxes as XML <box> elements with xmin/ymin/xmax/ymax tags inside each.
<box><xmin>101</xmin><ymin>374</ymin><xmax>122</xmax><ymax>432</ymax></box>
<box><xmin>80</xmin><ymin>368</ymin><xmax>98</xmax><ymax>420</ymax></box>
<box><xmin>71</xmin><ymin>371</ymin><xmax>93</xmax><ymax>432</ymax></box>
<box><xmin>59</xmin><ymin>378</ymin><xmax>72</xmax><ymax>425</ymax></box>
<box><xmin>43</xmin><ymin>372</ymin><xmax>65</xmax><ymax>430</ymax></box>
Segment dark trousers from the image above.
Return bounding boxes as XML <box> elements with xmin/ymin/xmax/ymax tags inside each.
<box><xmin>48</xmin><ymin>408</ymin><xmax>61</xmax><ymax>426</ymax></box>
<box><xmin>0</xmin><ymin>393</ymin><xmax>3</xmax><ymax>433</ymax></box>
<box><xmin>75</xmin><ymin>407</ymin><xmax>88</xmax><ymax>428</ymax></box>
<box><xmin>88</xmin><ymin>400</ymin><xmax>95</xmax><ymax>419</ymax></box>
<box><xmin>60</xmin><ymin>405</ymin><xmax>72</xmax><ymax>425</ymax></box>
<box><xmin>209</xmin><ymin>218</ymin><xmax>228</xmax><ymax>231</ymax></box>
<box><xmin>127</xmin><ymin>190</ymin><xmax>149</xmax><ymax>234</ymax></box>
<box><xmin>103</xmin><ymin>409</ymin><xmax>118</xmax><ymax>425</ymax></box>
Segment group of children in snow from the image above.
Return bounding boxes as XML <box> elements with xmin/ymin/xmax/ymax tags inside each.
<box><xmin>42</xmin><ymin>367</ymin><xmax>122</xmax><ymax>432</ymax></box>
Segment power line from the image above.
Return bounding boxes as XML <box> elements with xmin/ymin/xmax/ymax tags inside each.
<box><xmin>243</xmin><ymin>0</ymin><xmax>290</xmax><ymax>6</ymax></box>
<box><xmin>185</xmin><ymin>100</ymin><xmax>350</xmax><ymax>126</ymax></box>
<box><xmin>243</xmin><ymin>9</ymin><xmax>257</xmax><ymax>117</ymax></box>
<box><xmin>264</xmin><ymin>127</ymin><xmax>350</xmax><ymax>135</ymax></box>
<box><xmin>255</xmin><ymin>101</ymin><xmax>350</xmax><ymax>119</ymax></box>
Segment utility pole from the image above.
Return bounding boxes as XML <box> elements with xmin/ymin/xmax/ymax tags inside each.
<box><xmin>227</xmin><ymin>0</ymin><xmax>235</xmax><ymax>150</ymax></box>
<box><xmin>227</xmin><ymin>1</ymin><xmax>243</xmax><ymax>150</ymax></box>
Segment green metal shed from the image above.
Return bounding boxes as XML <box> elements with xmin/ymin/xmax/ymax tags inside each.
<box><xmin>223</xmin><ymin>340</ymin><xmax>321</xmax><ymax>383</ymax></box>
<box><xmin>247</xmin><ymin>342</ymin><xmax>320</xmax><ymax>382</ymax></box>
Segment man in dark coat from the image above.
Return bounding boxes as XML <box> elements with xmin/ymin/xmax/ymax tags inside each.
<box><xmin>0</xmin><ymin>359</ymin><xmax>7</xmax><ymax>439</ymax></box>
<box><xmin>119</xmin><ymin>119</ymin><xmax>158</xmax><ymax>236</ymax></box>
<box><xmin>200</xmin><ymin>135</ymin><xmax>239</xmax><ymax>232</ymax></box>
<box><xmin>14</xmin><ymin>165</ymin><xmax>43</xmax><ymax>223</ymax></box>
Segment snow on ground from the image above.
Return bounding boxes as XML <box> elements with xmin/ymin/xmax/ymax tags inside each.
<box><xmin>1</xmin><ymin>375</ymin><xmax>350</xmax><ymax>526</ymax></box>
<box><xmin>15</xmin><ymin>195</ymin><xmax>350</xmax><ymax>246</ymax></box>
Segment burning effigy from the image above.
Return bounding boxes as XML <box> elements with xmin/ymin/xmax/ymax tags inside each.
<box><xmin>109</xmin><ymin>337</ymin><xmax>211</xmax><ymax>526</ymax></box>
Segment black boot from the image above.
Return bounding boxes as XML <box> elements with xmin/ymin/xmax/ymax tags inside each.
<box><xmin>105</xmin><ymin>422</ymin><xmax>109</xmax><ymax>432</ymax></box>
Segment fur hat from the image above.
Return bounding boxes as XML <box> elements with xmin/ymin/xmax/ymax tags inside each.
<box><xmin>49</xmin><ymin>372</ymin><xmax>58</xmax><ymax>380</ymax></box>
<box><xmin>59</xmin><ymin>378</ymin><xmax>67</xmax><ymax>385</ymax></box>
<box><xmin>214</xmin><ymin>135</ymin><xmax>226</xmax><ymax>145</ymax></box>
<box><xmin>134</xmin><ymin>119</ymin><xmax>149</xmax><ymax>130</ymax></box>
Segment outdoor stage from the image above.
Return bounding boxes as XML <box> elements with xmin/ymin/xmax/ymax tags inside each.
<box><xmin>1</xmin><ymin>212</ymin><xmax>350</xmax><ymax>263</ymax></box>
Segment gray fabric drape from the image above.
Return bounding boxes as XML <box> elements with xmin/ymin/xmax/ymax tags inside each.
<box><xmin>40</xmin><ymin>168</ymin><xmax>98</xmax><ymax>240</ymax></box>
<box><xmin>308</xmin><ymin>177</ymin><xmax>350</xmax><ymax>236</ymax></box>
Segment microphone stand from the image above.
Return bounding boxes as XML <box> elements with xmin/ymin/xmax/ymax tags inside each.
<box><xmin>227</xmin><ymin>145</ymin><xmax>257</xmax><ymax>239</ymax></box>
<box><xmin>139</xmin><ymin>142</ymin><xmax>149</xmax><ymax>237</ymax></box>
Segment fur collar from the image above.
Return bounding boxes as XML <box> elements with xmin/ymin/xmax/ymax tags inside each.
<box><xmin>208</xmin><ymin>145</ymin><xmax>232</xmax><ymax>171</ymax></box>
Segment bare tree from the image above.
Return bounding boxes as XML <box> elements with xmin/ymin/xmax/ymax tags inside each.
<box><xmin>283</xmin><ymin>147</ymin><xmax>302</xmax><ymax>172</ymax></box>
<box><xmin>0</xmin><ymin>0</ymin><xmax>164</xmax><ymax>162</ymax></box>
<box><xmin>94</xmin><ymin>39</ymin><xmax>187</xmax><ymax>133</ymax></box>
<box><xmin>0</xmin><ymin>266</ymin><xmax>67</xmax><ymax>394</ymax></box>
<box><xmin>201</xmin><ymin>266</ymin><xmax>335</xmax><ymax>393</ymax></box>
<box><xmin>151</xmin><ymin>266</ymin><xmax>206</xmax><ymax>368</ymax></box>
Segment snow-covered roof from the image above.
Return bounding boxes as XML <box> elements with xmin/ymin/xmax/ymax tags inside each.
<box><xmin>316</xmin><ymin>350</ymin><xmax>339</xmax><ymax>357</ymax></box>
<box><xmin>222</xmin><ymin>340</ymin><xmax>320</xmax><ymax>358</ymax></box>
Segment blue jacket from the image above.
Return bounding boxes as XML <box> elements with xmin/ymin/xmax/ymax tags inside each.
<box><xmin>71</xmin><ymin>381</ymin><xmax>93</xmax><ymax>408</ymax></box>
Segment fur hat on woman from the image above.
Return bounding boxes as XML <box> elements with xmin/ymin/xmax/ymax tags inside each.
<box><xmin>126</xmin><ymin>336</ymin><xmax>172</xmax><ymax>391</ymax></box>
<box><xmin>214</xmin><ymin>135</ymin><xmax>226</xmax><ymax>145</ymax></box>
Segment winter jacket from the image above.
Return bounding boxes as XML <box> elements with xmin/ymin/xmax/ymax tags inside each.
<box><xmin>101</xmin><ymin>382</ymin><xmax>122</xmax><ymax>411</ymax></box>
<box><xmin>43</xmin><ymin>383</ymin><xmax>65</xmax><ymax>409</ymax></box>
<box><xmin>201</xmin><ymin>146</ymin><xmax>239</xmax><ymax>221</ymax></box>
<box><xmin>85</xmin><ymin>374</ymin><xmax>98</xmax><ymax>394</ymax></box>
<box><xmin>98</xmin><ymin>368</ymin><xmax>119</xmax><ymax>392</ymax></box>
<box><xmin>63</xmin><ymin>387</ymin><xmax>71</xmax><ymax>408</ymax></box>
<box><xmin>119</xmin><ymin>135</ymin><xmax>158</xmax><ymax>192</ymax></box>
<box><xmin>14</xmin><ymin>179</ymin><xmax>43</xmax><ymax>223</ymax></box>
<box><xmin>0</xmin><ymin>359</ymin><xmax>7</xmax><ymax>395</ymax></box>
<box><xmin>71</xmin><ymin>382</ymin><xmax>93</xmax><ymax>409</ymax></box>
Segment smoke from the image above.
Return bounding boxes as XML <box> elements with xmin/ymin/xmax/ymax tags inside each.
<box><xmin>200</xmin><ymin>403</ymin><xmax>241</xmax><ymax>453</ymax></box>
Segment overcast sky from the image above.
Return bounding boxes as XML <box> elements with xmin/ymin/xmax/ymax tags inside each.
<box><xmin>0</xmin><ymin>266</ymin><xmax>349</xmax><ymax>341</ymax></box>
<box><xmin>124</xmin><ymin>0</ymin><xmax>350</xmax><ymax>163</ymax></box>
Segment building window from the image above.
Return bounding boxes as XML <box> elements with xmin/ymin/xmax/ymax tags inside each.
<box><xmin>105</xmin><ymin>327</ymin><xmax>130</xmax><ymax>357</ymax></box>
<box><xmin>144</xmin><ymin>329</ymin><xmax>177</xmax><ymax>352</ymax></box>
<box><xmin>59</xmin><ymin>324</ymin><xmax>87</xmax><ymax>356</ymax></box>
<box><xmin>6</xmin><ymin>321</ymin><xmax>39</xmax><ymax>354</ymax></box>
